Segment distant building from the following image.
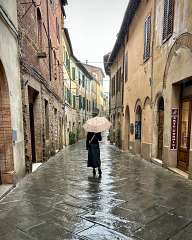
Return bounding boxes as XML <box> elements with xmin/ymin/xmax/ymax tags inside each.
<box><xmin>83</xmin><ymin>64</ymin><xmax>105</xmax><ymax>116</ymax></box>
<box><xmin>62</xmin><ymin>29</ymin><xmax>93</xmax><ymax>144</ymax></box>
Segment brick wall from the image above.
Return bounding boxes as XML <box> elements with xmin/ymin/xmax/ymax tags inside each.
<box><xmin>17</xmin><ymin>0</ymin><xmax>65</xmax><ymax>167</ymax></box>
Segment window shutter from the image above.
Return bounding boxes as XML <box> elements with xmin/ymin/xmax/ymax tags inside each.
<box><xmin>163</xmin><ymin>0</ymin><xmax>174</xmax><ymax>42</ymax></box>
<box><xmin>125</xmin><ymin>56</ymin><xmax>127</xmax><ymax>82</ymax></box>
<box><xmin>144</xmin><ymin>16</ymin><xmax>151</xmax><ymax>61</ymax></box>
<box><xmin>116</xmin><ymin>72</ymin><xmax>118</xmax><ymax>94</ymax></box>
<box><xmin>167</xmin><ymin>0</ymin><xmax>174</xmax><ymax>38</ymax></box>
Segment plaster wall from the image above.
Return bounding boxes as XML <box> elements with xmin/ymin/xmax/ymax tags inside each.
<box><xmin>0</xmin><ymin>1</ymin><xmax>25</xmax><ymax>179</ymax></box>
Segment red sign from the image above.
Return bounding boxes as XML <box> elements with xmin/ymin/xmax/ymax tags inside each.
<box><xmin>170</xmin><ymin>108</ymin><xmax>179</xmax><ymax>150</ymax></box>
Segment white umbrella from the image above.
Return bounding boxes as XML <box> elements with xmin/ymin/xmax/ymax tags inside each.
<box><xmin>83</xmin><ymin>117</ymin><xmax>112</xmax><ymax>133</ymax></box>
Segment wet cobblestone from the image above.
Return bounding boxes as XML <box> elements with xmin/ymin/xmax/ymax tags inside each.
<box><xmin>1</xmin><ymin>136</ymin><xmax>192</xmax><ymax>239</ymax></box>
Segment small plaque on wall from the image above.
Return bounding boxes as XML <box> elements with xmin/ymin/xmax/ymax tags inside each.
<box><xmin>170</xmin><ymin>108</ymin><xmax>178</xmax><ymax>150</ymax></box>
<box><xmin>12</xmin><ymin>130</ymin><xmax>17</xmax><ymax>142</ymax></box>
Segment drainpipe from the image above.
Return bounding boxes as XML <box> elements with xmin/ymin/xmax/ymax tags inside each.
<box><xmin>46</xmin><ymin>0</ymin><xmax>52</xmax><ymax>82</ymax></box>
<box><xmin>151</xmin><ymin>0</ymin><xmax>157</xmax><ymax>158</ymax></box>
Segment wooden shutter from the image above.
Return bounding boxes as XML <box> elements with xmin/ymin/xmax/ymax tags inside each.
<box><xmin>119</xmin><ymin>68</ymin><xmax>121</xmax><ymax>92</ymax></box>
<box><xmin>125</xmin><ymin>52</ymin><xmax>128</xmax><ymax>82</ymax></box>
<box><xmin>116</xmin><ymin>72</ymin><xmax>118</xmax><ymax>94</ymax></box>
<box><xmin>144</xmin><ymin>16</ymin><xmax>151</xmax><ymax>61</ymax></box>
<box><xmin>163</xmin><ymin>0</ymin><xmax>174</xmax><ymax>42</ymax></box>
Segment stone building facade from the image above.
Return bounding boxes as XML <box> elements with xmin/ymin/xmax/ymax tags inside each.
<box><xmin>62</xmin><ymin>28</ymin><xmax>94</xmax><ymax>143</ymax></box>
<box><xmin>105</xmin><ymin>0</ymin><xmax>192</xmax><ymax>179</ymax></box>
<box><xmin>0</xmin><ymin>0</ymin><xmax>25</xmax><ymax>184</ymax></box>
<box><xmin>83</xmin><ymin>64</ymin><xmax>105</xmax><ymax>116</ymax></box>
<box><xmin>17</xmin><ymin>0</ymin><xmax>67</xmax><ymax>167</ymax></box>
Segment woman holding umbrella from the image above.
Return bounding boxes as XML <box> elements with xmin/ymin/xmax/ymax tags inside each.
<box><xmin>84</xmin><ymin>116</ymin><xmax>111</xmax><ymax>177</ymax></box>
<box><xmin>86</xmin><ymin>132</ymin><xmax>102</xmax><ymax>176</ymax></box>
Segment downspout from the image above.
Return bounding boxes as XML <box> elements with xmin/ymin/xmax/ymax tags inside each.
<box><xmin>151</xmin><ymin>0</ymin><xmax>156</xmax><ymax>158</ymax></box>
<box><xmin>46</xmin><ymin>0</ymin><xmax>52</xmax><ymax>82</ymax></box>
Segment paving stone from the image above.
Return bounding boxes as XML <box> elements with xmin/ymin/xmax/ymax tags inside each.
<box><xmin>83</xmin><ymin>211</ymin><xmax>142</xmax><ymax>237</ymax></box>
<box><xmin>40</xmin><ymin>208</ymin><xmax>94</xmax><ymax>233</ymax></box>
<box><xmin>170</xmin><ymin>223</ymin><xmax>192</xmax><ymax>239</ymax></box>
<box><xmin>28</xmin><ymin>222</ymin><xmax>80</xmax><ymax>240</ymax></box>
<box><xmin>110</xmin><ymin>204</ymin><xmax>172</xmax><ymax>225</ymax></box>
<box><xmin>133</xmin><ymin>213</ymin><xmax>191</xmax><ymax>240</ymax></box>
<box><xmin>78</xmin><ymin>225</ymin><xmax>134</xmax><ymax>240</ymax></box>
<box><xmin>2</xmin><ymin>229</ymin><xmax>37</xmax><ymax>240</ymax></box>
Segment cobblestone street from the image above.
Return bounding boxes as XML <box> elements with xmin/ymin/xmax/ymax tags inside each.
<box><xmin>1</xmin><ymin>137</ymin><xmax>192</xmax><ymax>239</ymax></box>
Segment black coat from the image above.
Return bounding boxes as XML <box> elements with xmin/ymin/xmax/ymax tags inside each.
<box><xmin>86</xmin><ymin>132</ymin><xmax>102</xmax><ymax>168</ymax></box>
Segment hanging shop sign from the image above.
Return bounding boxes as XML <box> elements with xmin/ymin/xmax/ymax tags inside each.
<box><xmin>170</xmin><ymin>108</ymin><xmax>179</xmax><ymax>150</ymax></box>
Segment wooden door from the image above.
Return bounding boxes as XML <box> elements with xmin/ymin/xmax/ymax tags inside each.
<box><xmin>157</xmin><ymin>110</ymin><xmax>164</xmax><ymax>160</ymax></box>
<box><xmin>177</xmin><ymin>100</ymin><xmax>191</xmax><ymax>171</ymax></box>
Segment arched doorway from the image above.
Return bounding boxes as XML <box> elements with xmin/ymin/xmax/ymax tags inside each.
<box><xmin>157</xmin><ymin>97</ymin><xmax>164</xmax><ymax>160</ymax></box>
<box><xmin>0</xmin><ymin>61</ymin><xmax>13</xmax><ymax>184</ymax></box>
<box><xmin>135</xmin><ymin>105</ymin><xmax>142</xmax><ymax>154</ymax></box>
<box><xmin>124</xmin><ymin>106</ymin><xmax>130</xmax><ymax>150</ymax></box>
<box><xmin>116</xmin><ymin>112</ymin><xmax>121</xmax><ymax>147</ymax></box>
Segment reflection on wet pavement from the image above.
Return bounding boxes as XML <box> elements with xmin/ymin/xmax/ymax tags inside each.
<box><xmin>1</xmin><ymin>135</ymin><xmax>192</xmax><ymax>239</ymax></box>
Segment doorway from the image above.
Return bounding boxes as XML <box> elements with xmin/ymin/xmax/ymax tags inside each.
<box><xmin>177</xmin><ymin>100</ymin><xmax>191</xmax><ymax>171</ymax></box>
<box><xmin>157</xmin><ymin>97</ymin><xmax>164</xmax><ymax>160</ymax></box>
<box><xmin>124</xmin><ymin>106</ymin><xmax>130</xmax><ymax>150</ymax></box>
<box><xmin>135</xmin><ymin>105</ymin><xmax>142</xmax><ymax>154</ymax></box>
<box><xmin>177</xmin><ymin>81</ymin><xmax>192</xmax><ymax>172</ymax></box>
<box><xmin>28</xmin><ymin>87</ymin><xmax>38</xmax><ymax>163</ymax></box>
<box><xmin>0</xmin><ymin>61</ymin><xmax>13</xmax><ymax>184</ymax></box>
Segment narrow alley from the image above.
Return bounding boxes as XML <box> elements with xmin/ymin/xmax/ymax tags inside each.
<box><xmin>1</xmin><ymin>135</ymin><xmax>192</xmax><ymax>240</ymax></box>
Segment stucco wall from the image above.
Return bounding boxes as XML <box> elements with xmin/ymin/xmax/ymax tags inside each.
<box><xmin>0</xmin><ymin>1</ymin><xmax>25</xmax><ymax>179</ymax></box>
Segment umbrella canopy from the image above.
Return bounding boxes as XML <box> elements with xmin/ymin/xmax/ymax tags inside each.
<box><xmin>83</xmin><ymin>117</ymin><xmax>112</xmax><ymax>133</ymax></box>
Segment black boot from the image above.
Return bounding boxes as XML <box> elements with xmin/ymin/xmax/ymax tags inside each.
<box><xmin>93</xmin><ymin>168</ymin><xmax>96</xmax><ymax>176</ymax></box>
<box><xmin>98</xmin><ymin>168</ymin><xmax>102</xmax><ymax>177</ymax></box>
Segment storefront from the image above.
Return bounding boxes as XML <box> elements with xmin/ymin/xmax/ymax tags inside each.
<box><xmin>177</xmin><ymin>81</ymin><xmax>192</xmax><ymax>172</ymax></box>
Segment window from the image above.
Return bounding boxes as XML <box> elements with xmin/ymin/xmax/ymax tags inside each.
<box><xmin>53</xmin><ymin>51</ymin><xmax>57</xmax><ymax>80</ymax></box>
<box><xmin>57</xmin><ymin>60</ymin><xmax>60</xmax><ymax>81</ymax></box>
<box><xmin>56</xmin><ymin>17</ymin><xmax>60</xmax><ymax>42</ymax></box>
<box><xmin>67</xmin><ymin>88</ymin><xmax>71</xmax><ymax>104</ymax></box>
<box><xmin>83</xmin><ymin>97</ymin><xmax>86</xmax><ymax>110</ymax></box>
<box><xmin>87</xmin><ymin>99</ymin><xmax>89</xmax><ymax>111</ymax></box>
<box><xmin>125</xmin><ymin>52</ymin><xmax>128</xmax><ymax>82</ymax></box>
<box><xmin>79</xmin><ymin>95</ymin><xmax>82</xmax><ymax>109</ymax></box>
<box><xmin>116</xmin><ymin>72</ymin><xmax>118</xmax><ymax>94</ymax></box>
<box><xmin>78</xmin><ymin>71</ymin><xmax>81</xmax><ymax>85</ymax></box>
<box><xmin>65</xmin><ymin>52</ymin><xmax>70</xmax><ymax>72</ymax></box>
<box><xmin>119</xmin><ymin>68</ymin><xmax>121</xmax><ymax>92</ymax></box>
<box><xmin>37</xmin><ymin>8</ymin><xmax>42</xmax><ymax>49</ymax></box>
<box><xmin>144</xmin><ymin>16</ymin><xmax>151</xmax><ymax>61</ymax></box>
<box><xmin>73</xmin><ymin>95</ymin><xmax>76</xmax><ymax>109</ymax></box>
<box><xmin>111</xmin><ymin>76</ymin><xmax>115</xmax><ymax>97</ymax></box>
<box><xmin>82</xmin><ymin>75</ymin><xmax>85</xmax><ymax>88</ymax></box>
<box><xmin>72</xmin><ymin>67</ymin><xmax>76</xmax><ymax>81</ymax></box>
<box><xmin>162</xmin><ymin>0</ymin><xmax>175</xmax><ymax>42</ymax></box>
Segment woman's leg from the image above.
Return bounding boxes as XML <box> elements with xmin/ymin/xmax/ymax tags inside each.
<box><xmin>93</xmin><ymin>168</ymin><xmax>96</xmax><ymax>175</ymax></box>
<box><xmin>98</xmin><ymin>167</ymin><xmax>102</xmax><ymax>176</ymax></box>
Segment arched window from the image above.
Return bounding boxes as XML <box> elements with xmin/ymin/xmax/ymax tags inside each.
<box><xmin>37</xmin><ymin>8</ymin><xmax>42</xmax><ymax>49</ymax></box>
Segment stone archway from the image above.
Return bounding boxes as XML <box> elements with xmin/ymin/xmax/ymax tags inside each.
<box><xmin>163</xmin><ymin>32</ymin><xmax>192</xmax><ymax>88</ymax></box>
<box><xmin>124</xmin><ymin>106</ymin><xmax>130</xmax><ymax>150</ymax></box>
<box><xmin>0</xmin><ymin>61</ymin><xmax>14</xmax><ymax>184</ymax></box>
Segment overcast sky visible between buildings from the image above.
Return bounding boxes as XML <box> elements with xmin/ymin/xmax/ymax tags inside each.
<box><xmin>65</xmin><ymin>0</ymin><xmax>130</xmax><ymax>92</ymax></box>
